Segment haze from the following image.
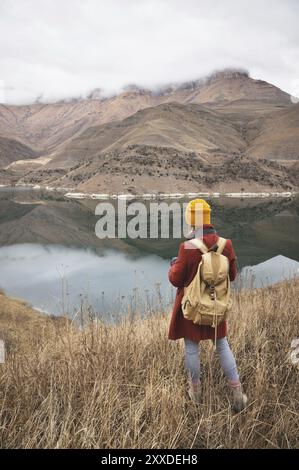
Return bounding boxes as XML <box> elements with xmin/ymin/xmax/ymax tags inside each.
<box><xmin>0</xmin><ymin>0</ymin><xmax>299</xmax><ymax>104</ymax></box>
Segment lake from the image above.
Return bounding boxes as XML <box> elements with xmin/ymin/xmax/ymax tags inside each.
<box><xmin>0</xmin><ymin>188</ymin><xmax>298</xmax><ymax>317</ymax></box>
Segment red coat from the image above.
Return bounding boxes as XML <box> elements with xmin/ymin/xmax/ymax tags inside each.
<box><xmin>168</xmin><ymin>225</ymin><xmax>237</xmax><ymax>342</ymax></box>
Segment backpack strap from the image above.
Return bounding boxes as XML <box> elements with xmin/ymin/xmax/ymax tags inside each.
<box><xmin>189</xmin><ymin>238</ymin><xmax>209</xmax><ymax>254</ymax></box>
<box><xmin>216</xmin><ymin>237</ymin><xmax>227</xmax><ymax>254</ymax></box>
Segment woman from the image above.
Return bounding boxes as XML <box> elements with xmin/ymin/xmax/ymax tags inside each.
<box><xmin>168</xmin><ymin>199</ymin><xmax>247</xmax><ymax>412</ymax></box>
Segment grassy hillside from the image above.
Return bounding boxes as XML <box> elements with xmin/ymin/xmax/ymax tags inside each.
<box><xmin>0</xmin><ymin>280</ymin><xmax>298</xmax><ymax>449</ymax></box>
<box><xmin>0</xmin><ymin>290</ymin><xmax>67</xmax><ymax>353</ymax></box>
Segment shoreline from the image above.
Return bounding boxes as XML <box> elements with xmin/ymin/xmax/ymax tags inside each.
<box><xmin>64</xmin><ymin>190</ymin><xmax>294</xmax><ymax>200</ymax></box>
<box><xmin>0</xmin><ymin>184</ymin><xmax>295</xmax><ymax>199</ymax></box>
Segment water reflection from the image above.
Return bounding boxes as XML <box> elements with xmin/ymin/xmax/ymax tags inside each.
<box><xmin>0</xmin><ymin>244</ymin><xmax>173</xmax><ymax>316</ymax></box>
<box><xmin>0</xmin><ymin>189</ymin><xmax>298</xmax><ymax>316</ymax></box>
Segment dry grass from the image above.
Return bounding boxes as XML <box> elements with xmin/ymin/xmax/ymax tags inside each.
<box><xmin>0</xmin><ymin>280</ymin><xmax>298</xmax><ymax>449</ymax></box>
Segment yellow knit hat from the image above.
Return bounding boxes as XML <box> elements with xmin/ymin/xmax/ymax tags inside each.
<box><xmin>185</xmin><ymin>199</ymin><xmax>211</xmax><ymax>226</ymax></box>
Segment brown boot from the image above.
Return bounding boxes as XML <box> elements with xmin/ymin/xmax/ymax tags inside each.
<box><xmin>230</xmin><ymin>384</ymin><xmax>248</xmax><ymax>412</ymax></box>
<box><xmin>187</xmin><ymin>380</ymin><xmax>201</xmax><ymax>404</ymax></box>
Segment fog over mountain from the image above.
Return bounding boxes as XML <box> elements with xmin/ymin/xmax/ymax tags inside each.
<box><xmin>1</xmin><ymin>0</ymin><xmax>299</xmax><ymax>104</ymax></box>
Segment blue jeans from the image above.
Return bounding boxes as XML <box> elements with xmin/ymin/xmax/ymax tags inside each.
<box><xmin>184</xmin><ymin>337</ymin><xmax>240</xmax><ymax>385</ymax></box>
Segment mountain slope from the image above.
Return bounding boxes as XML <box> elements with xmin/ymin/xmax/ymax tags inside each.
<box><xmin>0</xmin><ymin>91</ymin><xmax>154</xmax><ymax>154</ymax></box>
<box><xmin>46</xmin><ymin>102</ymin><xmax>247</xmax><ymax>169</ymax></box>
<box><xmin>0</xmin><ymin>69</ymin><xmax>297</xmax><ymax>193</ymax></box>
<box><xmin>0</xmin><ymin>136</ymin><xmax>36</xmax><ymax>168</ymax></box>
<box><xmin>0</xmin><ymin>70</ymin><xmax>293</xmax><ymax>157</ymax></box>
<box><xmin>161</xmin><ymin>70</ymin><xmax>292</xmax><ymax>106</ymax></box>
<box><xmin>246</xmin><ymin>103</ymin><xmax>299</xmax><ymax>161</ymax></box>
<box><xmin>18</xmin><ymin>144</ymin><xmax>294</xmax><ymax>195</ymax></box>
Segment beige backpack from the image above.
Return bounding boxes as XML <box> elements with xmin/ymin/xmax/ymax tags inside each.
<box><xmin>181</xmin><ymin>237</ymin><xmax>232</xmax><ymax>330</ymax></box>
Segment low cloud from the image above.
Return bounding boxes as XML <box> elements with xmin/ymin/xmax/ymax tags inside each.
<box><xmin>0</xmin><ymin>0</ymin><xmax>299</xmax><ymax>104</ymax></box>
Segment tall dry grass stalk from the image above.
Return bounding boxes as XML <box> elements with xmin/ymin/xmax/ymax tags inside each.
<box><xmin>0</xmin><ymin>279</ymin><xmax>298</xmax><ymax>449</ymax></box>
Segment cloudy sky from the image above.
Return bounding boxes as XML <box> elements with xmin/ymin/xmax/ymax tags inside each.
<box><xmin>0</xmin><ymin>0</ymin><xmax>299</xmax><ymax>104</ymax></box>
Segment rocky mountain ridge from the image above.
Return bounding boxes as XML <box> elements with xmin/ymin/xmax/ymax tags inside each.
<box><xmin>0</xmin><ymin>69</ymin><xmax>298</xmax><ymax>193</ymax></box>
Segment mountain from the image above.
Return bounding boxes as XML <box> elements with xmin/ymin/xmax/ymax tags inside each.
<box><xmin>46</xmin><ymin>102</ymin><xmax>247</xmax><ymax>169</ymax></box>
<box><xmin>0</xmin><ymin>91</ymin><xmax>154</xmax><ymax>153</ymax></box>
<box><xmin>18</xmin><ymin>144</ymin><xmax>293</xmax><ymax>195</ymax></box>
<box><xmin>0</xmin><ymin>69</ymin><xmax>298</xmax><ymax>193</ymax></box>
<box><xmin>0</xmin><ymin>136</ymin><xmax>36</xmax><ymax>168</ymax></box>
<box><xmin>159</xmin><ymin>69</ymin><xmax>291</xmax><ymax>106</ymax></box>
<box><xmin>246</xmin><ymin>103</ymin><xmax>299</xmax><ymax>161</ymax></box>
<box><xmin>0</xmin><ymin>69</ymin><xmax>292</xmax><ymax>154</ymax></box>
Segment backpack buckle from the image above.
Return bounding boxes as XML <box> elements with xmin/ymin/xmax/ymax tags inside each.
<box><xmin>209</xmin><ymin>283</ymin><xmax>216</xmax><ymax>300</ymax></box>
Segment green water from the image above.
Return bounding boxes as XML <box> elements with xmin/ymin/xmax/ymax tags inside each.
<box><xmin>0</xmin><ymin>188</ymin><xmax>298</xmax><ymax>315</ymax></box>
